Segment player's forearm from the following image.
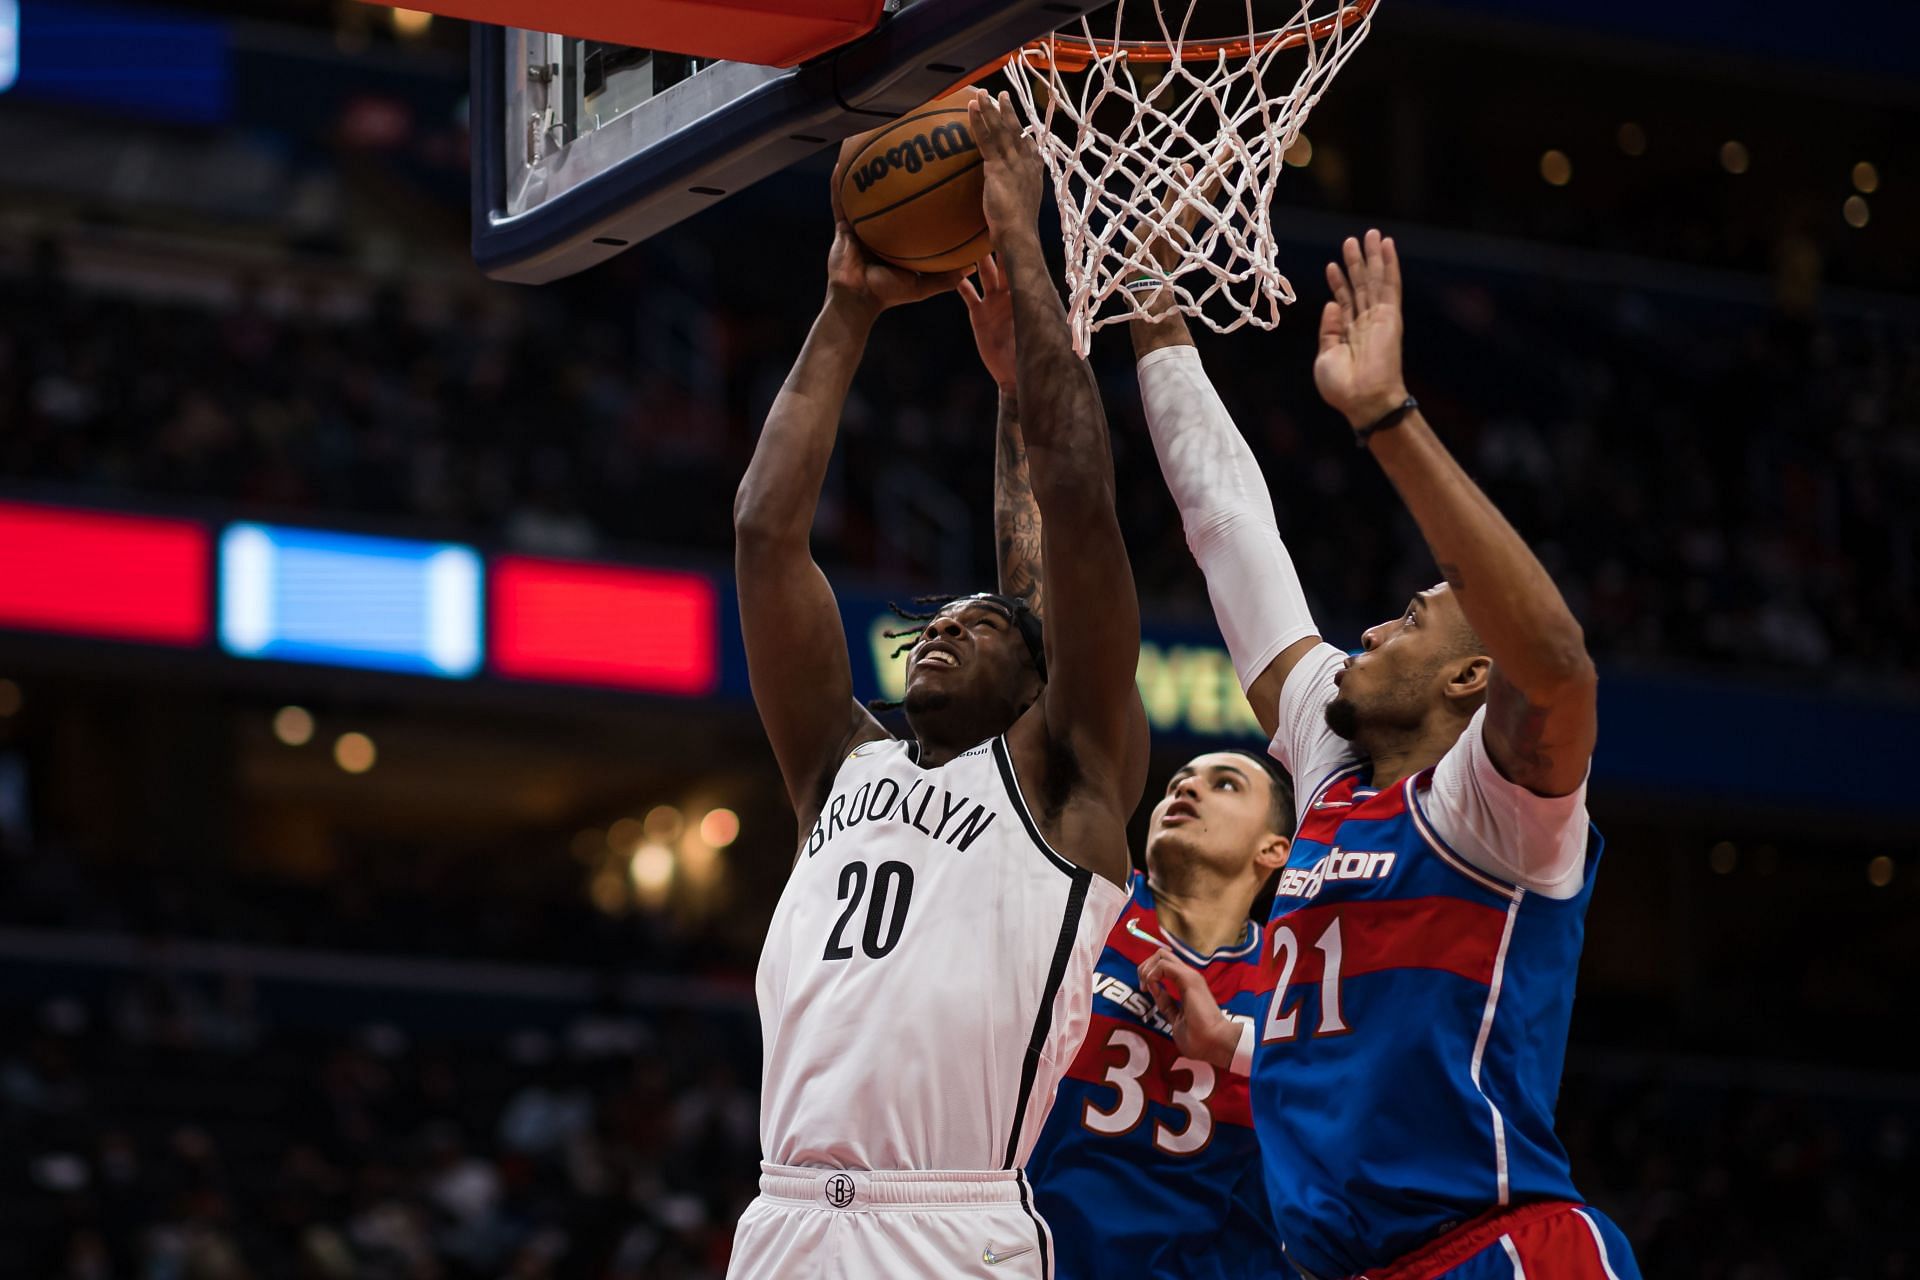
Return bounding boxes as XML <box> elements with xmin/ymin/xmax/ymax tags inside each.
<box><xmin>1129</xmin><ymin>289</ymin><xmax>1195</xmax><ymax>359</ymax></box>
<box><xmin>733</xmin><ymin>294</ymin><xmax>874</xmax><ymax>546</ymax></box>
<box><xmin>1139</xmin><ymin>346</ymin><xmax>1318</xmax><ymax>690</ymax></box>
<box><xmin>1367</xmin><ymin>414</ymin><xmax>1594</xmax><ymax>693</ymax></box>
<box><xmin>997</xmin><ymin>228</ymin><xmax>1114</xmax><ymax>517</ymax></box>
<box><xmin>992</xmin><ymin>389</ymin><xmax>1046</xmax><ymax>622</ymax></box>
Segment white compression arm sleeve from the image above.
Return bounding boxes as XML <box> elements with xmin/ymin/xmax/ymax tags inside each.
<box><xmin>1138</xmin><ymin>344</ymin><xmax>1318</xmax><ymax>691</ymax></box>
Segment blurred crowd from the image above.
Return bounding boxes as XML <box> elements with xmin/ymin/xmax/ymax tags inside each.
<box><xmin>2</xmin><ymin>220</ymin><xmax>1916</xmax><ymax>686</ymax></box>
<box><xmin>3</xmin><ymin>966</ymin><xmax>1914</xmax><ymax>1280</ymax></box>
<box><xmin>0</xmin><ymin>833</ymin><xmax>741</xmax><ymax>976</ymax></box>
<box><xmin>1569</xmin><ymin>1062</ymin><xmax>1917</xmax><ymax>1279</ymax></box>
<box><xmin>3</xmin><ymin>981</ymin><xmax>760</xmax><ymax>1280</ymax></box>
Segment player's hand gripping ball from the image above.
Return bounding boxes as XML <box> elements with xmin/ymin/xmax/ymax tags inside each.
<box><xmin>967</xmin><ymin>89</ymin><xmax>1046</xmax><ymax>240</ymax></box>
<box><xmin>838</xmin><ymin>90</ymin><xmax>992</xmax><ymax>274</ymax></box>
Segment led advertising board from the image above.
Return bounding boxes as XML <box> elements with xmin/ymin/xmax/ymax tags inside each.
<box><xmin>0</xmin><ymin>501</ymin><xmax>208</xmax><ymax>646</ymax></box>
<box><xmin>490</xmin><ymin>557</ymin><xmax>719</xmax><ymax>696</ymax></box>
<box><xmin>219</xmin><ymin>524</ymin><xmax>482</xmax><ymax>678</ymax></box>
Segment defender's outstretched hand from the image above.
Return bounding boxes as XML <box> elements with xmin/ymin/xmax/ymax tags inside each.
<box><xmin>959</xmin><ymin>252</ymin><xmax>1016</xmax><ymax>390</ymax></box>
<box><xmin>827</xmin><ymin>138</ymin><xmax>967</xmax><ymax>313</ymax></box>
<box><xmin>1138</xmin><ymin>948</ymin><xmax>1241</xmax><ymax>1070</ymax></box>
<box><xmin>967</xmin><ymin>90</ymin><xmax>1046</xmax><ymax>241</ymax></box>
<box><xmin>1314</xmin><ymin>229</ymin><xmax>1411</xmax><ymax>430</ymax></box>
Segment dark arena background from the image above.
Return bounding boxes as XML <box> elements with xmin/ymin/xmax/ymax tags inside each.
<box><xmin>1</xmin><ymin>1</ymin><xmax>1918</xmax><ymax>1276</ymax></box>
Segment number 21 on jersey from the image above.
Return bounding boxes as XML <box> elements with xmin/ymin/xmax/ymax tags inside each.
<box><xmin>1263</xmin><ymin>915</ymin><xmax>1349</xmax><ymax>1043</ymax></box>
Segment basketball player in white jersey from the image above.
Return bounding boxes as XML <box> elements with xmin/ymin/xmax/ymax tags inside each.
<box><xmin>726</xmin><ymin>89</ymin><xmax>1148</xmax><ymax>1279</ymax></box>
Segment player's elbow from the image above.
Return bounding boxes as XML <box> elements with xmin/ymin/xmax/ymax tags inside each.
<box><xmin>1529</xmin><ymin>633</ymin><xmax>1597</xmax><ymax>702</ymax></box>
<box><xmin>1550</xmin><ymin>618</ymin><xmax>1596</xmax><ymax>679</ymax></box>
<box><xmin>732</xmin><ymin>476</ymin><xmax>797</xmax><ymax>549</ymax></box>
<box><xmin>1187</xmin><ymin>508</ymin><xmax>1279</xmax><ymax>558</ymax></box>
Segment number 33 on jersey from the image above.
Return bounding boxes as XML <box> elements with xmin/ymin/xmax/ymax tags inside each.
<box><xmin>1026</xmin><ymin>874</ymin><xmax>1283</xmax><ymax>1280</ymax></box>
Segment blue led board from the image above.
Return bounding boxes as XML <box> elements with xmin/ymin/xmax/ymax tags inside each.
<box><xmin>8</xmin><ymin>0</ymin><xmax>229</xmax><ymax>123</ymax></box>
<box><xmin>219</xmin><ymin>524</ymin><xmax>482</xmax><ymax>678</ymax></box>
<box><xmin>1</xmin><ymin>0</ymin><xmax>17</xmax><ymax>95</ymax></box>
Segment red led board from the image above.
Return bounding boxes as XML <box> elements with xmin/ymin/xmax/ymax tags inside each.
<box><xmin>0</xmin><ymin>502</ymin><xmax>209</xmax><ymax>645</ymax></box>
<box><xmin>491</xmin><ymin>557</ymin><xmax>719</xmax><ymax>695</ymax></box>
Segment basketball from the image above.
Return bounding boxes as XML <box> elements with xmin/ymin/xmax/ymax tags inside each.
<box><xmin>839</xmin><ymin>93</ymin><xmax>990</xmax><ymax>274</ymax></box>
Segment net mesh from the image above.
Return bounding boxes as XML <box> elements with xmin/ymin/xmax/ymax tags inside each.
<box><xmin>1002</xmin><ymin>0</ymin><xmax>1377</xmax><ymax>354</ymax></box>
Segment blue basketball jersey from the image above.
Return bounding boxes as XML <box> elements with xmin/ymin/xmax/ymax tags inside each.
<box><xmin>1027</xmin><ymin>873</ymin><xmax>1282</xmax><ymax>1280</ymax></box>
<box><xmin>1253</xmin><ymin>763</ymin><xmax>1603</xmax><ymax>1279</ymax></box>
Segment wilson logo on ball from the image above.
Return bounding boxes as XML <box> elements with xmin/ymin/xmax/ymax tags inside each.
<box><xmin>840</xmin><ymin>94</ymin><xmax>991</xmax><ymax>273</ymax></box>
<box><xmin>848</xmin><ymin>123</ymin><xmax>978</xmax><ymax>193</ymax></box>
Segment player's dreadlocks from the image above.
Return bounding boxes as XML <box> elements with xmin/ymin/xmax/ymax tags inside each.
<box><xmin>867</xmin><ymin>593</ymin><xmax>1047</xmax><ymax>713</ymax></box>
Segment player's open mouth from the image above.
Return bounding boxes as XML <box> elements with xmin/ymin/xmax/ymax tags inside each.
<box><xmin>1162</xmin><ymin>800</ymin><xmax>1198</xmax><ymax>824</ymax></box>
<box><xmin>916</xmin><ymin>643</ymin><xmax>961</xmax><ymax>669</ymax></box>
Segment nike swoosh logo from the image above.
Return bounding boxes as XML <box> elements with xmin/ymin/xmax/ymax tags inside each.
<box><xmin>1124</xmin><ymin>918</ymin><xmax>1169</xmax><ymax>948</ymax></box>
<box><xmin>983</xmin><ymin>1243</ymin><xmax>1036</xmax><ymax>1265</ymax></box>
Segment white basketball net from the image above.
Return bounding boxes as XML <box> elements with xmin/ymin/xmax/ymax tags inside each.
<box><xmin>1002</xmin><ymin>0</ymin><xmax>1378</xmax><ymax>355</ymax></box>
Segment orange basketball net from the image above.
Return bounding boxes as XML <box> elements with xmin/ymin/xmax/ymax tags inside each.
<box><xmin>995</xmin><ymin>0</ymin><xmax>1382</xmax><ymax>354</ymax></box>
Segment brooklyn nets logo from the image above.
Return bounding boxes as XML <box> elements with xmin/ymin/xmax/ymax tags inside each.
<box><xmin>825</xmin><ymin>1173</ymin><xmax>857</xmax><ymax>1208</ymax></box>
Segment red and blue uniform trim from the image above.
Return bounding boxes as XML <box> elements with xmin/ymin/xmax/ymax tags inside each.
<box><xmin>1350</xmin><ymin>1199</ymin><xmax>1638</xmax><ymax>1280</ymax></box>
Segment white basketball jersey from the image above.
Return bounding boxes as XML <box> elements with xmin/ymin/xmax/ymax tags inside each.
<box><xmin>755</xmin><ymin>735</ymin><xmax>1127</xmax><ymax>1172</ymax></box>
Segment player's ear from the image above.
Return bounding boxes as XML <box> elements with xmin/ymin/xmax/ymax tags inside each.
<box><xmin>1254</xmin><ymin>833</ymin><xmax>1290</xmax><ymax>873</ymax></box>
<box><xmin>1444</xmin><ymin>655</ymin><xmax>1490</xmax><ymax>707</ymax></box>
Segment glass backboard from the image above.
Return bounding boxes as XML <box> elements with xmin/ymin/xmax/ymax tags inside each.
<box><xmin>472</xmin><ymin>0</ymin><xmax>1081</xmax><ymax>283</ymax></box>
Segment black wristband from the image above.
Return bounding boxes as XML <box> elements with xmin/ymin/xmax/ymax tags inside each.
<box><xmin>1354</xmin><ymin>396</ymin><xmax>1419</xmax><ymax>448</ymax></box>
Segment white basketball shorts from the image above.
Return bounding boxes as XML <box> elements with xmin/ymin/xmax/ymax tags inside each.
<box><xmin>727</xmin><ymin>1164</ymin><xmax>1057</xmax><ymax>1280</ymax></box>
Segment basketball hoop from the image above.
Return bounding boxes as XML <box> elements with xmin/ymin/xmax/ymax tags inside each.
<box><xmin>999</xmin><ymin>0</ymin><xmax>1379</xmax><ymax>354</ymax></box>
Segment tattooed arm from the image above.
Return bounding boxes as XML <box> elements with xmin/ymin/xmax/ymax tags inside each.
<box><xmin>984</xmin><ymin>351</ymin><xmax>1148</xmax><ymax>782</ymax></box>
<box><xmin>993</xmin><ymin>392</ymin><xmax>1047</xmax><ymax>620</ymax></box>
<box><xmin>961</xmin><ymin>253</ymin><xmax>1045</xmax><ymax>621</ymax></box>
<box><xmin>968</xmin><ymin>255</ymin><xmax>1149</xmax><ymax>793</ymax></box>
<box><xmin>971</xmin><ymin>89</ymin><xmax>1149</xmax><ymax>889</ymax></box>
<box><xmin>1315</xmin><ymin>231</ymin><xmax>1596</xmax><ymax>797</ymax></box>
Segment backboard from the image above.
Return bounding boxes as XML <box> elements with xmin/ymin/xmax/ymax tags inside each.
<box><xmin>469</xmin><ymin>0</ymin><xmax>1079</xmax><ymax>284</ymax></box>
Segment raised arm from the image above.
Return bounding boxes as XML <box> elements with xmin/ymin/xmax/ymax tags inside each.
<box><xmin>967</xmin><ymin>251</ymin><xmax>1152</xmax><ymax>790</ymax></box>
<box><xmin>734</xmin><ymin>153</ymin><xmax>965</xmax><ymax>825</ymax></box>
<box><xmin>1126</xmin><ymin>209</ymin><xmax>1323</xmax><ymax>745</ymax></box>
<box><xmin>969</xmin><ymin>90</ymin><xmax>1147</xmax><ymax>869</ymax></box>
<box><xmin>961</xmin><ymin>253</ymin><xmax>1044</xmax><ymax>621</ymax></box>
<box><xmin>1315</xmin><ymin>230</ymin><xmax>1598</xmax><ymax>796</ymax></box>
